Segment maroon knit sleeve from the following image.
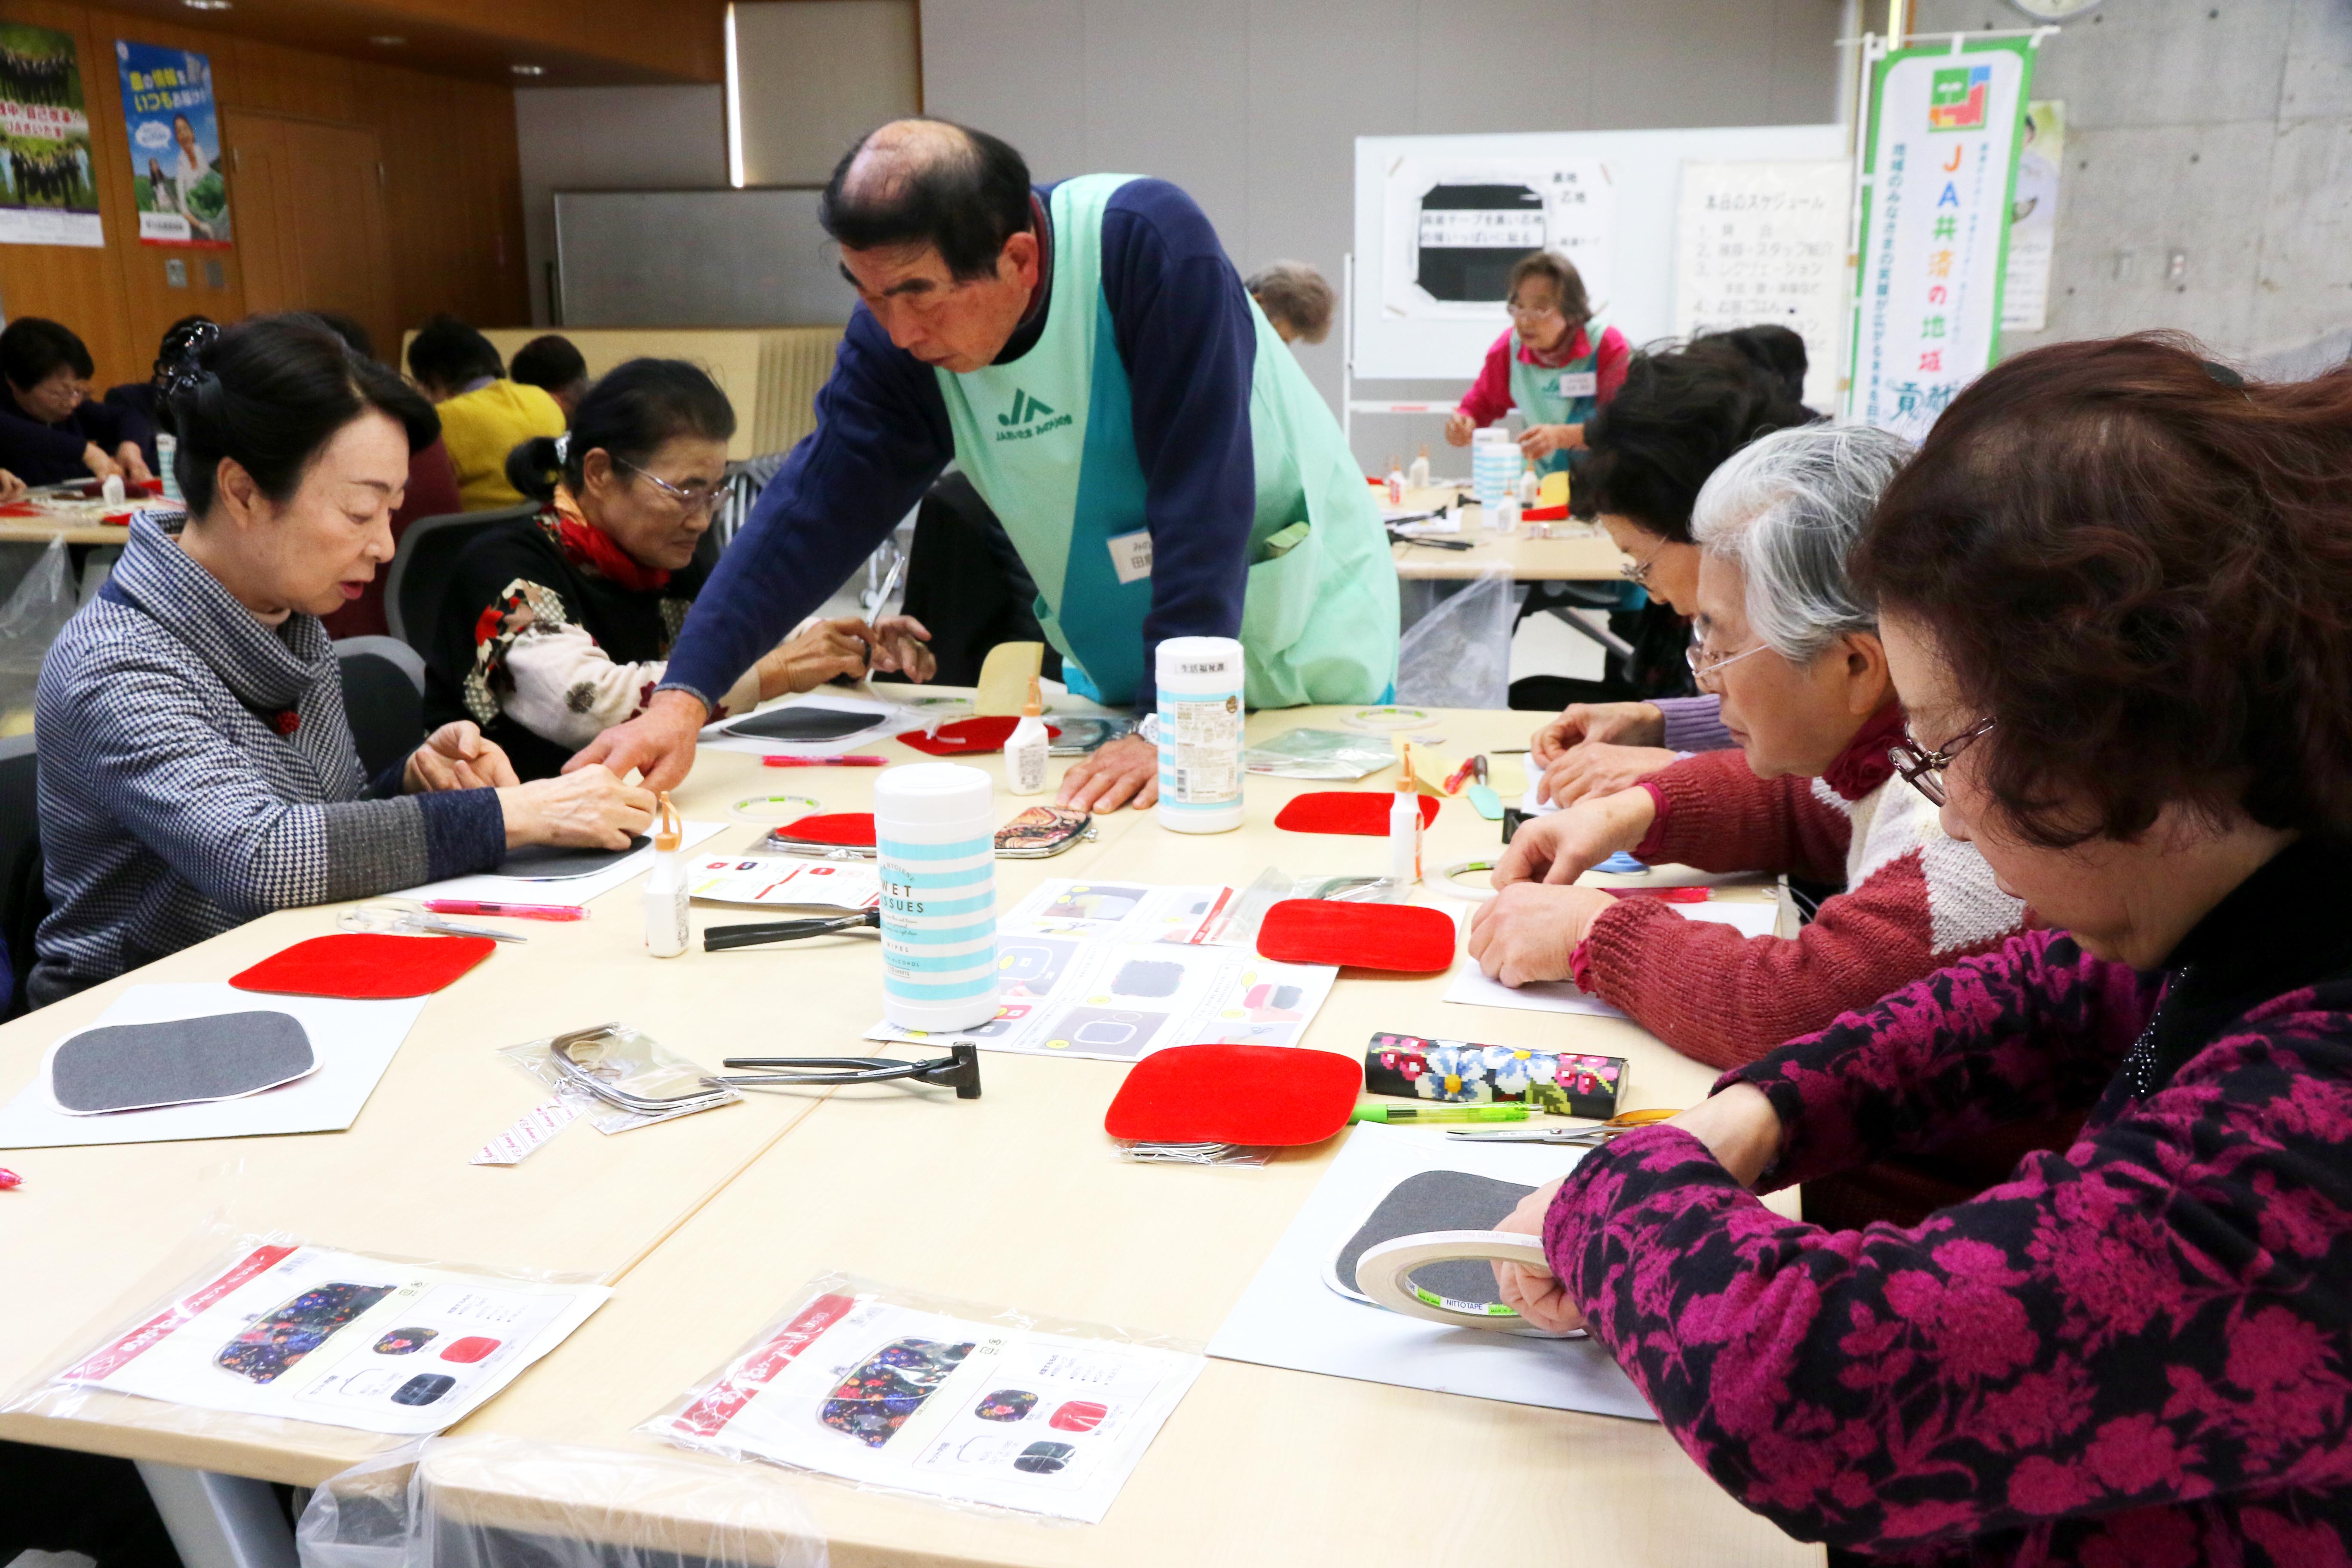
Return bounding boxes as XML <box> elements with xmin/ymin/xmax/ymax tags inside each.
<box><xmin>1583</xmin><ymin>849</ymin><xmax>1954</xmax><ymax>1069</ymax></box>
<box><xmin>1635</xmin><ymin>750</ymin><xmax>1851</xmax><ymax>882</ymax></box>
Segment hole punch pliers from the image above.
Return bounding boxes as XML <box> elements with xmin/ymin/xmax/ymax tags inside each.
<box><xmin>704</xmin><ymin>908</ymin><xmax>881</xmax><ymax>952</ymax></box>
<box><xmin>714</xmin><ymin>1043</ymin><xmax>982</xmax><ymax>1099</ymax></box>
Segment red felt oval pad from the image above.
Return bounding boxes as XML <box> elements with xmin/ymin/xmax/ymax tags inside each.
<box><xmin>1273</xmin><ymin>791</ymin><xmax>1439</xmax><ymax>836</ymax></box>
<box><xmin>1103</xmin><ymin>1042</ymin><xmax>1361</xmax><ymax>1146</ymax></box>
<box><xmin>230</xmin><ymin>933</ymin><xmax>497</xmax><ymax>998</ymax></box>
<box><xmin>1256</xmin><ymin>898</ymin><xmax>1456</xmax><ymax>972</ymax></box>
<box><xmin>774</xmin><ymin>812</ymin><xmax>877</xmax><ymax>847</ymax></box>
<box><xmin>897</xmin><ymin>717</ymin><xmax>1063</xmax><ymax>756</ymax></box>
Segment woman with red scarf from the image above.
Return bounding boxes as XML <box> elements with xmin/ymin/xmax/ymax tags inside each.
<box><xmin>424</xmin><ymin>359</ymin><xmax>934</xmax><ymax>780</ymax></box>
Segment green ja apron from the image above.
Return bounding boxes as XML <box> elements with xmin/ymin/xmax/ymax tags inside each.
<box><xmin>1506</xmin><ymin>322</ymin><xmax>1607</xmax><ymax>477</ymax></box>
<box><xmin>933</xmin><ymin>174</ymin><xmax>1396</xmax><ymax>710</ymax></box>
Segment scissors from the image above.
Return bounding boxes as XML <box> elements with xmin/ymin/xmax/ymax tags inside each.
<box><xmin>1445</xmin><ymin>1107</ymin><xmax>1682</xmax><ymax>1145</ymax></box>
<box><xmin>704</xmin><ymin>908</ymin><xmax>880</xmax><ymax>952</ymax></box>
<box><xmin>337</xmin><ymin>900</ymin><xmax>526</xmax><ymax>943</ymax></box>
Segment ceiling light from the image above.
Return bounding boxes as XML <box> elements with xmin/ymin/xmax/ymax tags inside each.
<box><xmin>510</xmin><ymin>63</ymin><xmax>545</xmax><ymax>77</ymax></box>
<box><xmin>369</xmin><ymin>34</ymin><xmax>405</xmax><ymax>45</ymax></box>
<box><xmin>183</xmin><ymin>1</ymin><xmax>232</xmax><ymax>10</ymax></box>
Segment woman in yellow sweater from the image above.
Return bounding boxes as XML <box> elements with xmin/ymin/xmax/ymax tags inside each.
<box><xmin>405</xmin><ymin>314</ymin><xmax>565</xmax><ymax>510</ymax></box>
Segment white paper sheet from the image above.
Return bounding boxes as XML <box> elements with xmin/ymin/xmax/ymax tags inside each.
<box><xmin>867</xmin><ymin>878</ymin><xmax>1338</xmax><ymax>1062</ymax></box>
<box><xmin>697</xmin><ymin>692</ymin><xmax>915</xmax><ymax>758</ymax></box>
<box><xmin>1442</xmin><ymin>899</ymin><xmax>1780</xmax><ymax>1017</ymax></box>
<box><xmin>57</xmin><ymin>1240</ymin><xmax>609</xmax><ymax>1435</ymax></box>
<box><xmin>1207</xmin><ymin>1123</ymin><xmax>1653</xmax><ymax>1420</ymax></box>
<box><xmin>649</xmin><ymin>1287</ymin><xmax>1201</xmax><ymax>1522</ymax></box>
<box><xmin>394</xmin><ymin>821</ymin><xmax>728</xmax><ymax>906</ymax></box>
<box><xmin>0</xmin><ymin>985</ymin><xmax>426</xmax><ymax>1150</ymax></box>
<box><xmin>685</xmin><ymin>855</ymin><xmax>881</xmax><ymax>909</ymax></box>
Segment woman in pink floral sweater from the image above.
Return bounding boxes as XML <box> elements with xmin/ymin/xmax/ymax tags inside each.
<box><xmin>1493</xmin><ymin>337</ymin><xmax>2352</xmax><ymax>1563</ymax></box>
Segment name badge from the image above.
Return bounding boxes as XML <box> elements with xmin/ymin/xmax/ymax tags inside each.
<box><xmin>1107</xmin><ymin>529</ymin><xmax>1153</xmax><ymax>585</ymax></box>
<box><xmin>1555</xmin><ymin>370</ymin><xmax>1599</xmax><ymax>398</ymax></box>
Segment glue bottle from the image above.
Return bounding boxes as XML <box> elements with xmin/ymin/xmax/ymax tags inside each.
<box><xmin>1389</xmin><ymin>745</ymin><xmax>1423</xmax><ymax>885</ymax></box>
<box><xmin>1407</xmin><ymin>444</ymin><xmax>1431</xmax><ymax>490</ymax></box>
<box><xmin>1006</xmin><ymin>676</ymin><xmax>1050</xmax><ymax>796</ymax></box>
<box><xmin>643</xmin><ymin>792</ymin><xmax>688</xmax><ymax>958</ymax></box>
<box><xmin>1516</xmin><ymin>456</ymin><xmax>1540</xmax><ymax>508</ymax></box>
<box><xmin>1384</xmin><ymin>455</ymin><xmax>1406</xmax><ymax>506</ymax></box>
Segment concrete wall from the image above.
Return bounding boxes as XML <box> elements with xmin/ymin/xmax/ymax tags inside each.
<box><xmin>1911</xmin><ymin>0</ymin><xmax>2352</xmax><ymax>370</ymax></box>
<box><xmin>514</xmin><ymin>84</ymin><xmax>728</xmax><ymax>325</ymax></box>
<box><xmin>921</xmin><ymin>0</ymin><xmax>1848</xmax><ymax>464</ymax></box>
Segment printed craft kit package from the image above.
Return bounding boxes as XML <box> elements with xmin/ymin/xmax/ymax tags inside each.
<box><xmin>11</xmin><ymin>1234</ymin><xmax>609</xmax><ymax>1440</ymax></box>
<box><xmin>645</xmin><ymin>1274</ymin><xmax>1203</xmax><ymax>1522</ymax></box>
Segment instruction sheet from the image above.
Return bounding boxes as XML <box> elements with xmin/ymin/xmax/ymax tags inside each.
<box><xmin>867</xmin><ymin>878</ymin><xmax>1336</xmax><ymax>1062</ymax></box>
<box><xmin>686</xmin><ymin>855</ymin><xmax>881</xmax><ymax>909</ymax></box>
<box><xmin>58</xmin><ymin>1240</ymin><xmax>610</xmax><ymax>1435</ymax></box>
<box><xmin>649</xmin><ymin>1281</ymin><xmax>1202</xmax><ymax>1522</ymax></box>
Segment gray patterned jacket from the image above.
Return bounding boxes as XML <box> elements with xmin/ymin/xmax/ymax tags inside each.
<box><xmin>30</xmin><ymin>515</ymin><xmax>504</xmax><ymax>1005</ymax></box>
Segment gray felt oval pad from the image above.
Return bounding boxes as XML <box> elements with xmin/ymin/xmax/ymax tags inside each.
<box><xmin>53</xmin><ymin>1012</ymin><xmax>316</xmax><ymax>1115</ymax></box>
<box><xmin>496</xmin><ymin>835</ymin><xmax>651</xmax><ymax>878</ymax></box>
<box><xmin>1331</xmin><ymin>1170</ymin><xmax>1538</xmax><ymax>1309</ymax></box>
<box><xmin>725</xmin><ymin>705</ymin><xmax>885</xmax><ymax>742</ymax></box>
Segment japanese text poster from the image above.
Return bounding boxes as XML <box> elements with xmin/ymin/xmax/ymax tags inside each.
<box><xmin>116</xmin><ymin>40</ymin><xmax>230</xmax><ymax>246</ymax></box>
<box><xmin>0</xmin><ymin>24</ymin><xmax>101</xmax><ymax>247</ymax></box>
<box><xmin>1846</xmin><ymin>37</ymin><xmax>2036</xmax><ymax>438</ymax></box>
<box><xmin>1672</xmin><ymin>158</ymin><xmax>1851</xmax><ymax>411</ymax></box>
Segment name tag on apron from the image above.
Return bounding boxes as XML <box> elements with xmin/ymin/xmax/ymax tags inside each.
<box><xmin>1107</xmin><ymin>529</ymin><xmax>1153</xmax><ymax>585</ymax></box>
<box><xmin>1555</xmin><ymin>371</ymin><xmax>1599</xmax><ymax>398</ymax></box>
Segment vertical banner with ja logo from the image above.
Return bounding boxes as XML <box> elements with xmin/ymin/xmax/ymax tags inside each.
<box><xmin>1845</xmin><ymin>36</ymin><xmax>2036</xmax><ymax>439</ymax></box>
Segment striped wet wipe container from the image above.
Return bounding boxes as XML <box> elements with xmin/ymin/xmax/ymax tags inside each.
<box><xmin>873</xmin><ymin>762</ymin><xmax>998</xmax><ymax>1033</ymax></box>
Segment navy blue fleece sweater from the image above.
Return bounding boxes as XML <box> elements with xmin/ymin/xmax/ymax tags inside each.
<box><xmin>661</xmin><ymin>177</ymin><xmax>1261</xmax><ymax>715</ymax></box>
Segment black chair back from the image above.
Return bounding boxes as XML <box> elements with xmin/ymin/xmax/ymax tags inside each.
<box><xmin>386</xmin><ymin>504</ymin><xmax>535</xmax><ymax>654</ymax></box>
<box><xmin>334</xmin><ymin>637</ymin><xmax>427</xmax><ymax>784</ymax></box>
<box><xmin>0</xmin><ymin>734</ymin><xmax>45</xmax><ymax>1019</ymax></box>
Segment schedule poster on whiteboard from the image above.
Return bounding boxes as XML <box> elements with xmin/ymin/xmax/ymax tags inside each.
<box><xmin>1672</xmin><ymin>160</ymin><xmax>1850</xmax><ymax>412</ymax></box>
<box><xmin>1353</xmin><ymin>127</ymin><xmax>1847</xmax><ymax>384</ymax></box>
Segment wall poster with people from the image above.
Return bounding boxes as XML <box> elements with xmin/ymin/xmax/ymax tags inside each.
<box><xmin>115</xmin><ymin>40</ymin><xmax>229</xmax><ymax>246</ymax></box>
<box><xmin>0</xmin><ymin>23</ymin><xmax>102</xmax><ymax>248</ymax></box>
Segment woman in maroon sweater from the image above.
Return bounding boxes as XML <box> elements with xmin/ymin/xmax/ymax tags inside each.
<box><xmin>1492</xmin><ymin>337</ymin><xmax>2352</xmax><ymax>1563</ymax></box>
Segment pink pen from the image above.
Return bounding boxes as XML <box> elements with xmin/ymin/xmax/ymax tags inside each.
<box><xmin>0</xmin><ymin>1168</ymin><xmax>21</xmax><ymax>1190</ymax></box>
<box><xmin>423</xmin><ymin>899</ymin><xmax>587</xmax><ymax>921</ymax></box>
<box><xmin>764</xmin><ymin>755</ymin><xmax>888</xmax><ymax>767</ymax></box>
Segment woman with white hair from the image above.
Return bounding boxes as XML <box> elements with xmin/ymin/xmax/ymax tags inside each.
<box><xmin>1470</xmin><ymin>423</ymin><xmax>2029</xmax><ymax>1073</ymax></box>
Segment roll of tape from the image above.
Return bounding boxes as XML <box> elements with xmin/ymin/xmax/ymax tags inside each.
<box><xmin>1354</xmin><ymin>1228</ymin><xmax>1580</xmax><ymax>1338</ymax></box>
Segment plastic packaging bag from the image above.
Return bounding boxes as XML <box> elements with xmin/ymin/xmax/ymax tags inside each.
<box><xmin>4</xmin><ymin>1228</ymin><xmax>609</xmax><ymax>1459</ymax></box>
<box><xmin>1242</xmin><ymin>727</ymin><xmax>1396</xmax><ymax>780</ymax></box>
<box><xmin>0</xmin><ymin>536</ymin><xmax>74</xmax><ymax>734</ymax></box>
<box><xmin>297</xmin><ymin>1434</ymin><xmax>828</xmax><ymax>1568</ymax></box>
<box><xmin>498</xmin><ymin>1024</ymin><xmax>738</xmax><ymax>1134</ymax></box>
<box><xmin>1395</xmin><ymin>564</ymin><xmax>1516</xmax><ymax>712</ymax></box>
<box><xmin>640</xmin><ymin>1272</ymin><xmax>1204</xmax><ymax>1524</ymax></box>
<box><xmin>1113</xmin><ymin>1139</ymin><xmax>1272</xmax><ymax>1167</ymax></box>
<box><xmin>1200</xmin><ymin>867</ymin><xmax>1409</xmax><ymax>950</ymax></box>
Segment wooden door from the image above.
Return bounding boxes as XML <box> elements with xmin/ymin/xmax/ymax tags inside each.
<box><xmin>223</xmin><ymin>111</ymin><xmax>397</xmax><ymax>358</ymax></box>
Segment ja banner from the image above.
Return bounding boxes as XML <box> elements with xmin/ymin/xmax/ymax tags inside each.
<box><xmin>0</xmin><ymin>23</ymin><xmax>101</xmax><ymax>248</ymax></box>
<box><xmin>1845</xmin><ymin>36</ymin><xmax>2035</xmax><ymax>438</ymax></box>
<box><xmin>116</xmin><ymin>40</ymin><xmax>230</xmax><ymax>247</ymax></box>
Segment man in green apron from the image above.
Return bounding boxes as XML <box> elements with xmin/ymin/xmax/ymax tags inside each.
<box><xmin>577</xmin><ymin>118</ymin><xmax>1398</xmax><ymax>809</ymax></box>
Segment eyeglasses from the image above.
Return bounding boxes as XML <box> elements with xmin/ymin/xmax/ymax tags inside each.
<box><xmin>1888</xmin><ymin>717</ymin><xmax>1994</xmax><ymax>806</ymax></box>
<box><xmin>615</xmin><ymin>456</ymin><xmax>723</xmax><ymax>515</ymax></box>
<box><xmin>1619</xmin><ymin>538</ymin><xmax>1667</xmax><ymax>588</ymax></box>
<box><xmin>1507</xmin><ymin>300</ymin><xmax>1564</xmax><ymax>323</ymax></box>
<box><xmin>1684</xmin><ymin>638</ymin><xmax>1767</xmax><ymax>688</ymax></box>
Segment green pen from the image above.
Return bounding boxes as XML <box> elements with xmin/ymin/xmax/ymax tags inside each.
<box><xmin>1349</xmin><ymin>1103</ymin><xmax>1531</xmax><ymax>1125</ymax></box>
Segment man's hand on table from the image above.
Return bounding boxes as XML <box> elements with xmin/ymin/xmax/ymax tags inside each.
<box><xmin>1057</xmin><ymin>732</ymin><xmax>1158</xmax><ymax>812</ymax></box>
<box><xmin>567</xmin><ymin>688</ymin><xmax>707</xmax><ymax>793</ymax></box>
<box><xmin>1484</xmin><ymin>1084</ymin><xmax>1786</xmax><ymax>1334</ymax></box>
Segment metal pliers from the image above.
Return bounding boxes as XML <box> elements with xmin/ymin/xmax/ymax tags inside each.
<box><xmin>704</xmin><ymin>908</ymin><xmax>881</xmax><ymax>952</ymax></box>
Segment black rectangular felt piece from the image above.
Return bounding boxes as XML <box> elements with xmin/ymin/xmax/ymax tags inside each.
<box><xmin>723</xmin><ymin>705</ymin><xmax>888</xmax><ymax>741</ymax></box>
<box><xmin>52</xmin><ymin>1011</ymin><xmax>315</xmax><ymax>1114</ymax></box>
<box><xmin>1330</xmin><ymin>1170</ymin><xmax>1537</xmax><ymax>1309</ymax></box>
<box><xmin>496</xmin><ymin>835</ymin><xmax>650</xmax><ymax>878</ymax></box>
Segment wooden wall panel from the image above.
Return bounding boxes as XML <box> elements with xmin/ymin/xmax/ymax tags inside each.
<box><xmin>0</xmin><ymin>3</ymin><xmax>527</xmax><ymax>390</ymax></box>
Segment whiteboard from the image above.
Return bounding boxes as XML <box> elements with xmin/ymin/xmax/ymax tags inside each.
<box><xmin>553</xmin><ymin>189</ymin><xmax>851</xmax><ymax>328</ymax></box>
<box><xmin>1351</xmin><ymin>126</ymin><xmax>1849</xmax><ymax>382</ymax></box>
<box><xmin>1672</xmin><ymin>159</ymin><xmax>1852</xmax><ymax>410</ymax></box>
